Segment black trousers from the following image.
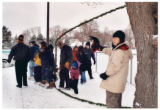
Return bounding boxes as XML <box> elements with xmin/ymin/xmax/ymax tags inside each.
<box><xmin>59</xmin><ymin>66</ymin><xmax>70</xmax><ymax>88</ymax></box>
<box><xmin>34</xmin><ymin>66</ymin><xmax>42</xmax><ymax>82</ymax></box>
<box><xmin>86</xmin><ymin>61</ymin><xmax>93</xmax><ymax>79</ymax></box>
<box><xmin>15</xmin><ymin>60</ymin><xmax>28</xmax><ymax>87</ymax></box>
<box><xmin>70</xmin><ymin>79</ymin><xmax>78</xmax><ymax>94</ymax></box>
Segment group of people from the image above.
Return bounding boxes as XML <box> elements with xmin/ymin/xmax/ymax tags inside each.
<box><xmin>7</xmin><ymin>34</ymin><xmax>96</xmax><ymax>93</ymax></box>
<box><xmin>7</xmin><ymin>30</ymin><xmax>133</xmax><ymax>108</ymax></box>
<box><xmin>8</xmin><ymin>35</ymin><xmax>57</xmax><ymax>89</ymax></box>
<box><xmin>57</xmin><ymin>40</ymin><xmax>96</xmax><ymax>94</ymax></box>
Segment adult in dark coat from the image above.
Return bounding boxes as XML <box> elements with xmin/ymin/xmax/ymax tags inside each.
<box><xmin>77</xmin><ymin>46</ymin><xmax>89</xmax><ymax>84</ymax></box>
<box><xmin>58</xmin><ymin>40</ymin><xmax>73</xmax><ymax>89</ymax></box>
<box><xmin>39</xmin><ymin>42</ymin><xmax>56</xmax><ymax>89</ymax></box>
<box><xmin>84</xmin><ymin>42</ymin><xmax>96</xmax><ymax>79</ymax></box>
<box><xmin>48</xmin><ymin>44</ymin><xmax>57</xmax><ymax>81</ymax></box>
<box><xmin>7</xmin><ymin>35</ymin><xmax>30</xmax><ymax>88</ymax></box>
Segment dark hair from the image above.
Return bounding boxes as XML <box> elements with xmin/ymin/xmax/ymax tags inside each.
<box><xmin>35</xmin><ymin>44</ymin><xmax>39</xmax><ymax>48</ymax></box>
<box><xmin>86</xmin><ymin>42</ymin><xmax>90</xmax><ymax>46</ymax></box>
<box><xmin>18</xmin><ymin>34</ymin><xmax>24</xmax><ymax>41</ymax></box>
<box><xmin>73</xmin><ymin>46</ymin><xmax>78</xmax><ymax>51</ymax></box>
<box><xmin>40</xmin><ymin>41</ymin><xmax>47</xmax><ymax>48</ymax></box>
<box><xmin>89</xmin><ymin>36</ymin><xmax>100</xmax><ymax>51</ymax></box>
<box><xmin>30</xmin><ymin>41</ymin><xmax>36</xmax><ymax>45</ymax></box>
<box><xmin>113</xmin><ymin>30</ymin><xmax>125</xmax><ymax>43</ymax></box>
<box><xmin>48</xmin><ymin>44</ymin><xmax>53</xmax><ymax>49</ymax></box>
<box><xmin>78</xmin><ymin>46</ymin><xmax>84</xmax><ymax>53</ymax></box>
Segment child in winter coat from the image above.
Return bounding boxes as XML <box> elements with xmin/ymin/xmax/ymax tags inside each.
<box><xmin>69</xmin><ymin>61</ymin><xmax>80</xmax><ymax>94</ymax></box>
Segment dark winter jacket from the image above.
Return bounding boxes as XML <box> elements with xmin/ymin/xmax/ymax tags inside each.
<box><xmin>76</xmin><ymin>52</ymin><xmax>89</xmax><ymax>72</ymax></box>
<box><xmin>84</xmin><ymin>48</ymin><xmax>95</xmax><ymax>62</ymax></box>
<box><xmin>60</xmin><ymin>45</ymin><xmax>73</xmax><ymax>66</ymax></box>
<box><xmin>29</xmin><ymin>45</ymin><xmax>39</xmax><ymax>61</ymax></box>
<box><xmin>8</xmin><ymin>43</ymin><xmax>30</xmax><ymax>62</ymax></box>
<box><xmin>39</xmin><ymin>49</ymin><xmax>55</xmax><ymax>71</ymax></box>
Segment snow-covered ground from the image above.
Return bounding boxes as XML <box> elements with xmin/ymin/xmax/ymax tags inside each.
<box><xmin>3</xmin><ymin>67</ymin><xmax>103</xmax><ymax>108</ymax></box>
<box><xmin>2</xmin><ymin>49</ymin><xmax>136</xmax><ymax>108</ymax></box>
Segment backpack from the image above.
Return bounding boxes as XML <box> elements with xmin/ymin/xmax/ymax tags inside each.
<box><xmin>34</xmin><ymin>52</ymin><xmax>41</xmax><ymax>66</ymax></box>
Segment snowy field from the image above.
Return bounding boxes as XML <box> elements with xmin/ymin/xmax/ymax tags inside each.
<box><xmin>2</xmin><ymin>49</ymin><xmax>136</xmax><ymax>108</ymax></box>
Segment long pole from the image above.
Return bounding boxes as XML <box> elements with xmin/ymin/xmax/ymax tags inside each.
<box><xmin>46</xmin><ymin>2</ymin><xmax>50</xmax><ymax>45</ymax></box>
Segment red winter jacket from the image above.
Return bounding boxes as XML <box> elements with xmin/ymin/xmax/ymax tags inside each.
<box><xmin>72</xmin><ymin>51</ymin><xmax>78</xmax><ymax>61</ymax></box>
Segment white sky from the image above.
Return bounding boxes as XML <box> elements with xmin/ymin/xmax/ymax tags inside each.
<box><xmin>3</xmin><ymin>2</ymin><xmax>130</xmax><ymax>37</ymax></box>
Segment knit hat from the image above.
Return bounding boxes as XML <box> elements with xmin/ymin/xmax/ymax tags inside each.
<box><xmin>86</xmin><ymin>42</ymin><xmax>90</xmax><ymax>46</ymax></box>
<box><xmin>113</xmin><ymin>30</ymin><xmax>125</xmax><ymax>43</ymax></box>
<box><xmin>72</xmin><ymin>61</ymin><xmax>78</xmax><ymax>69</ymax></box>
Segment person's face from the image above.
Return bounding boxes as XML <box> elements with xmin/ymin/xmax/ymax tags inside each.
<box><xmin>40</xmin><ymin>48</ymin><xmax>45</xmax><ymax>52</ymax></box>
<box><xmin>30</xmin><ymin>43</ymin><xmax>33</xmax><ymax>47</ymax></box>
<box><xmin>40</xmin><ymin>45</ymin><xmax>45</xmax><ymax>52</ymax></box>
<box><xmin>86</xmin><ymin>45</ymin><xmax>90</xmax><ymax>49</ymax></box>
<box><xmin>74</xmin><ymin>47</ymin><xmax>78</xmax><ymax>51</ymax></box>
<box><xmin>113</xmin><ymin>37</ymin><xmax>120</xmax><ymax>46</ymax></box>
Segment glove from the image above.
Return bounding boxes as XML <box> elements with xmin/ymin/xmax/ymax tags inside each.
<box><xmin>64</xmin><ymin>61</ymin><xmax>70</xmax><ymax>69</ymax></box>
<box><xmin>100</xmin><ymin>72</ymin><xmax>109</xmax><ymax>80</ymax></box>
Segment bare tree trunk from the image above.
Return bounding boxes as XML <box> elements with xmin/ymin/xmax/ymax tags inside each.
<box><xmin>126</xmin><ymin>2</ymin><xmax>158</xmax><ymax>108</ymax></box>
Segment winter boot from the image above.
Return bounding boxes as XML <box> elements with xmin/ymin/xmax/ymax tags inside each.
<box><xmin>39</xmin><ymin>80</ymin><xmax>47</xmax><ymax>87</ymax></box>
<box><xmin>65</xmin><ymin>87</ymin><xmax>70</xmax><ymax>90</ymax></box>
<box><xmin>16</xmin><ymin>85</ymin><xmax>22</xmax><ymax>88</ymax></box>
<box><xmin>41</xmin><ymin>80</ymin><xmax>47</xmax><ymax>84</ymax></box>
<box><xmin>46</xmin><ymin>82</ymin><xmax>55</xmax><ymax>89</ymax></box>
<box><xmin>74</xmin><ymin>88</ymin><xmax>78</xmax><ymax>94</ymax></box>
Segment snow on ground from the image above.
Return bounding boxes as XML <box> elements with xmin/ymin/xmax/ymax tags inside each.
<box><xmin>2</xmin><ymin>49</ymin><xmax>136</xmax><ymax>108</ymax></box>
<box><xmin>2</xmin><ymin>67</ymin><xmax>104</xmax><ymax>108</ymax></box>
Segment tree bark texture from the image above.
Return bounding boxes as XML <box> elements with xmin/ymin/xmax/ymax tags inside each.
<box><xmin>126</xmin><ymin>2</ymin><xmax>158</xmax><ymax>108</ymax></box>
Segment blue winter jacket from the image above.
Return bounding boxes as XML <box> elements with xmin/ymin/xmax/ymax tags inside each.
<box><xmin>29</xmin><ymin>45</ymin><xmax>39</xmax><ymax>61</ymax></box>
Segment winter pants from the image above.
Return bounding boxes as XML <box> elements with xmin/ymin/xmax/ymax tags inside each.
<box><xmin>29</xmin><ymin>60</ymin><xmax>36</xmax><ymax>77</ymax></box>
<box><xmin>59</xmin><ymin>67</ymin><xmax>70</xmax><ymax>88</ymax></box>
<box><xmin>15</xmin><ymin>60</ymin><xmax>28</xmax><ymax>87</ymax></box>
<box><xmin>106</xmin><ymin>91</ymin><xmax>122</xmax><ymax>108</ymax></box>
<box><xmin>41</xmin><ymin>66</ymin><xmax>54</xmax><ymax>83</ymax></box>
<box><xmin>34</xmin><ymin>66</ymin><xmax>42</xmax><ymax>82</ymax></box>
<box><xmin>86</xmin><ymin>61</ymin><xmax>93</xmax><ymax>79</ymax></box>
<box><xmin>70</xmin><ymin>79</ymin><xmax>78</xmax><ymax>94</ymax></box>
<box><xmin>80</xmin><ymin>71</ymin><xmax>86</xmax><ymax>83</ymax></box>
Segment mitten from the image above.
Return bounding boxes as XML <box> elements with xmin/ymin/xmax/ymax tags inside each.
<box><xmin>100</xmin><ymin>72</ymin><xmax>109</xmax><ymax>80</ymax></box>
